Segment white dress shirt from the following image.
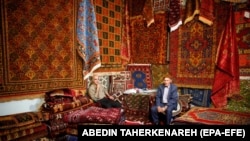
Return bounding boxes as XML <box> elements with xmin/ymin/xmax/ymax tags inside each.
<box><xmin>163</xmin><ymin>86</ymin><xmax>169</xmax><ymax>103</ymax></box>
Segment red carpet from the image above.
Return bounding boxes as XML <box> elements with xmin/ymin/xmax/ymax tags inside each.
<box><xmin>173</xmin><ymin>107</ymin><xmax>250</xmax><ymax>125</ymax></box>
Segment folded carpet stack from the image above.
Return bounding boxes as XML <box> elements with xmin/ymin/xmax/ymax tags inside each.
<box><xmin>41</xmin><ymin>88</ymin><xmax>123</xmax><ymax>138</ymax></box>
<box><xmin>41</xmin><ymin>88</ymin><xmax>95</xmax><ymax>138</ymax></box>
<box><xmin>0</xmin><ymin>112</ymin><xmax>49</xmax><ymax>141</ymax></box>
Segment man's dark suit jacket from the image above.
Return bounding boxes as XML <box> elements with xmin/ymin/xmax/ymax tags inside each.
<box><xmin>155</xmin><ymin>83</ymin><xmax>178</xmax><ymax>110</ymax></box>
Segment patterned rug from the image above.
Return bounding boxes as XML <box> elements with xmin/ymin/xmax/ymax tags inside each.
<box><xmin>235</xmin><ymin>11</ymin><xmax>250</xmax><ymax>77</ymax></box>
<box><xmin>127</xmin><ymin>64</ymin><xmax>153</xmax><ymax>89</ymax></box>
<box><xmin>151</xmin><ymin>64</ymin><xmax>169</xmax><ymax>88</ymax></box>
<box><xmin>94</xmin><ymin>0</ymin><xmax>125</xmax><ymax>71</ymax></box>
<box><xmin>169</xmin><ymin>17</ymin><xmax>216</xmax><ymax>89</ymax></box>
<box><xmin>180</xmin><ymin>88</ymin><xmax>211</xmax><ymax>107</ymax></box>
<box><xmin>111</xmin><ymin>71</ymin><xmax>133</xmax><ymax>94</ymax></box>
<box><xmin>0</xmin><ymin>0</ymin><xmax>85</xmax><ymax>100</ymax></box>
<box><xmin>0</xmin><ymin>112</ymin><xmax>42</xmax><ymax>129</ymax></box>
<box><xmin>63</xmin><ymin>106</ymin><xmax>122</xmax><ymax>125</ymax></box>
<box><xmin>122</xmin><ymin>94</ymin><xmax>152</xmax><ymax>124</ymax></box>
<box><xmin>173</xmin><ymin>107</ymin><xmax>250</xmax><ymax>125</ymax></box>
<box><xmin>130</xmin><ymin>13</ymin><xmax>167</xmax><ymax>64</ymax></box>
<box><xmin>77</xmin><ymin>0</ymin><xmax>101</xmax><ymax>80</ymax></box>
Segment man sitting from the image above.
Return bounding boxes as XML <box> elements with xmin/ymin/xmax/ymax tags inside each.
<box><xmin>88</xmin><ymin>74</ymin><xmax>121</xmax><ymax>108</ymax></box>
<box><xmin>151</xmin><ymin>73</ymin><xmax>179</xmax><ymax>125</ymax></box>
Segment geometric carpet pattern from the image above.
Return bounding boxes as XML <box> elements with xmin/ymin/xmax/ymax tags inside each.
<box><xmin>173</xmin><ymin>107</ymin><xmax>250</xmax><ymax>125</ymax></box>
<box><xmin>0</xmin><ymin>0</ymin><xmax>85</xmax><ymax>100</ymax></box>
<box><xmin>235</xmin><ymin>11</ymin><xmax>250</xmax><ymax>77</ymax></box>
<box><xmin>127</xmin><ymin>64</ymin><xmax>153</xmax><ymax>89</ymax></box>
<box><xmin>169</xmin><ymin>17</ymin><xmax>216</xmax><ymax>89</ymax></box>
<box><xmin>130</xmin><ymin>13</ymin><xmax>167</xmax><ymax>64</ymax></box>
<box><xmin>180</xmin><ymin>88</ymin><xmax>211</xmax><ymax>107</ymax></box>
<box><xmin>151</xmin><ymin>64</ymin><xmax>169</xmax><ymax>89</ymax></box>
<box><xmin>94</xmin><ymin>0</ymin><xmax>124</xmax><ymax>71</ymax></box>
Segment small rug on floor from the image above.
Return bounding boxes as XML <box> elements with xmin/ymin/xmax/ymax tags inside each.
<box><xmin>172</xmin><ymin>107</ymin><xmax>250</xmax><ymax>125</ymax></box>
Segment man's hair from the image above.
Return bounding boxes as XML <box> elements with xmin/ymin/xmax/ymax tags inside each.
<box><xmin>89</xmin><ymin>74</ymin><xmax>99</xmax><ymax>85</ymax></box>
<box><xmin>163</xmin><ymin>73</ymin><xmax>173</xmax><ymax>80</ymax></box>
<box><xmin>91</xmin><ymin>74</ymin><xmax>99</xmax><ymax>80</ymax></box>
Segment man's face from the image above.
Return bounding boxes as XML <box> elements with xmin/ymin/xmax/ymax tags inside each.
<box><xmin>163</xmin><ymin>77</ymin><xmax>172</xmax><ymax>86</ymax></box>
<box><xmin>93</xmin><ymin>76</ymin><xmax>99</xmax><ymax>84</ymax></box>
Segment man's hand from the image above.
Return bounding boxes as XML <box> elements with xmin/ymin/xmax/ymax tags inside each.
<box><xmin>157</xmin><ymin>106</ymin><xmax>163</xmax><ymax>113</ymax></box>
<box><xmin>157</xmin><ymin>106</ymin><xmax>167</xmax><ymax>114</ymax></box>
<box><xmin>96</xmin><ymin>84</ymin><xmax>100</xmax><ymax>90</ymax></box>
<box><xmin>109</xmin><ymin>96</ymin><xmax>115</xmax><ymax>100</ymax></box>
<box><xmin>105</xmin><ymin>92</ymin><xmax>115</xmax><ymax>100</ymax></box>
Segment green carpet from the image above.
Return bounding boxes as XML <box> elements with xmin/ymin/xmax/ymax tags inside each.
<box><xmin>226</xmin><ymin>80</ymin><xmax>250</xmax><ymax>113</ymax></box>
